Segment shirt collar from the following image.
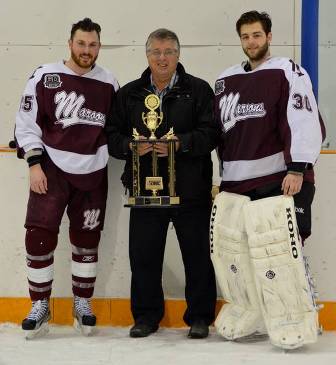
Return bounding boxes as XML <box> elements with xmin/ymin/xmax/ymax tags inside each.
<box><xmin>150</xmin><ymin>71</ymin><xmax>178</xmax><ymax>96</ymax></box>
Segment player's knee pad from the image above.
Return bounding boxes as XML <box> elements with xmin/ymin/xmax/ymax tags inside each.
<box><xmin>70</xmin><ymin>229</ymin><xmax>100</xmax><ymax>279</ymax></box>
<box><xmin>25</xmin><ymin>227</ymin><xmax>58</xmax><ymax>255</ymax></box>
<box><xmin>210</xmin><ymin>192</ymin><xmax>264</xmax><ymax>339</ymax></box>
<box><xmin>69</xmin><ymin>229</ymin><xmax>100</xmax><ymax>248</ymax></box>
<box><xmin>243</xmin><ymin>195</ymin><xmax>319</xmax><ymax>349</ymax></box>
<box><xmin>25</xmin><ymin>227</ymin><xmax>57</xmax><ymax>284</ymax></box>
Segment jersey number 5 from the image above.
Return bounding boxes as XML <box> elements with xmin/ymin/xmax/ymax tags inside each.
<box><xmin>21</xmin><ymin>95</ymin><xmax>34</xmax><ymax>112</ymax></box>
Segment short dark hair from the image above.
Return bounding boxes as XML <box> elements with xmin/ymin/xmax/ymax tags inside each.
<box><xmin>236</xmin><ymin>11</ymin><xmax>272</xmax><ymax>36</ymax></box>
<box><xmin>70</xmin><ymin>18</ymin><xmax>101</xmax><ymax>40</ymax></box>
<box><xmin>146</xmin><ymin>28</ymin><xmax>180</xmax><ymax>53</ymax></box>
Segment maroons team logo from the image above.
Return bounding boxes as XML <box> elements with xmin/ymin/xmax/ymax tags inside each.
<box><xmin>44</xmin><ymin>74</ymin><xmax>62</xmax><ymax>89</ymax></box>
<box><xmin>54</xmin><ymin>91</ymin><xmax>106</xmax><ymax>128</ymax></box>
<box><xmin>219</xmin><ymin>92</ymin><xmax>266</xmax><ymax>132</ymax></box>
<box><xmin>83</xmin><ymin>209</ymin><xmax>100</xmax><ymax>230</ymax></box>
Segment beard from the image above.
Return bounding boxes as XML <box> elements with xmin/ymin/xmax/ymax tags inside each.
<box><xmin>71</xmin><ymin>50</ymin><xmax>97</xmax><ymax>69</ymax></box>
<box><xmin>243</xmin><ymin>41</ymin><xmax>269</xmax><ymax>62</ymax></box>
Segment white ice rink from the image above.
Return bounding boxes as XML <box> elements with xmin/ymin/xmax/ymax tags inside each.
<box><xmin>1</xmin><ymin>324</ymin><xmax>336</xmax><ymax>365</ymax></box>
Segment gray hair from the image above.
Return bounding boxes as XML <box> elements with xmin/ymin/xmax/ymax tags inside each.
<box><xmin>145</xmin><ymin>28</ymin><xmax>180</xmax><ymax>53</ymax></box>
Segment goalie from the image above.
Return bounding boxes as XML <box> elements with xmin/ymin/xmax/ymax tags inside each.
<box><xmin>212</xmin><ymin>10</ymin><xmax>326</xmax><ymax>349</ymax></box>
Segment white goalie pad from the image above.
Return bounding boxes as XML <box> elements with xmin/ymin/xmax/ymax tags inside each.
<box><xmin>210</xmin><ymin>191</ymin><xmax>265</xmax><ymax>340</ymax></box>
<box><xmin>243</xmin><ymin>195</ymin><xmax>319</xmax><ymax>349</ymax></box>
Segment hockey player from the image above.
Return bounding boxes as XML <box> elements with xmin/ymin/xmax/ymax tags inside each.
<box><xmin>15</xmin><ymin>18</ymin><xmax>119</xmax><ymax>338</ymax></box>
<box><xmin>212</xmin><ymin>11</ymin><xmax>325</xmax><ymax>349</ymax></box>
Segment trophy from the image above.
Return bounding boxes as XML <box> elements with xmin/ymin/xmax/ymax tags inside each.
<box><xmin>126</xmin><ymin>94</ymin><xmax>180</xmax><ymax>207</ymax></box>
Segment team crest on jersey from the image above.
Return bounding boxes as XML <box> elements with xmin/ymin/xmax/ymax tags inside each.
<box><xmin>54</xmin><ymin>91</ymin><xmax>106</xmax><ymax>128</ymax></box>
<box><xmin>219</xmin><ymin>92</ymin><xmax>266</xmax><ymax>132</ymax></box>
<box><xmin>44</xmin><ymin>74</ymin><xmax>62</xmax><ymax>89</ymax></box>
<box><xmin>215</xmin><ymin>79</ymin><xmax>225</xmax><ymax>95</ymax></box>
<box><xmin>83</xmin><ymin>209</ymin><xmax>101</xmax><ymax>230</ymax></box>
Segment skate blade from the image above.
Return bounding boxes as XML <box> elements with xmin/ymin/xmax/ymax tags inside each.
<box><xmin>25</xmin><ymin>322</ymin><xmax>49</xmax><ymax>340</ymax></box>
<box><xmin>73</xmin><ymin>318</ymin><xmax>95</xmax><ymax>336</ymax></box>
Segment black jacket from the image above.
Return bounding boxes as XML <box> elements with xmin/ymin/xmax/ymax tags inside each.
<box><xmin>105</xmin><ymin>63</ymin><xmax>219</xmax><ymax>205</ymax></box>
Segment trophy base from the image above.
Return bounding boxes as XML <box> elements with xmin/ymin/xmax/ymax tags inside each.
<box><xmin>125</xmin><ymin>196</ymin><xmax>180</xmax><ymax>208</ymax></box>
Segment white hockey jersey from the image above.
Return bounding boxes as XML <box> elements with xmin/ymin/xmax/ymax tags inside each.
<box><xmin>15</xmin><ymin>62</ymin><xmax>119</xmax><ymax>189</ymax></box>
<box><xmin>214</xmin><ymin>57</ymin><xmax>325</xmax><ymax>193</ymax></box>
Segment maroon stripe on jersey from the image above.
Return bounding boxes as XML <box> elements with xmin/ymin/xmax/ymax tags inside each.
<box><xmin>59</xmin><ymin>163</ymin><xmax>107</xmax><ymax>191</ymax></box>
<box><xmin>220</xmin><ymin>172</ymin><xmax>286</xmax><ymax>193</ymax></box>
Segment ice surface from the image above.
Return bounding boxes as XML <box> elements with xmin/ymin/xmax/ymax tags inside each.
<box><xmin>1</xmin><ymin>324</ymin><xmax>336</xmax><ymax>365</ymax></box>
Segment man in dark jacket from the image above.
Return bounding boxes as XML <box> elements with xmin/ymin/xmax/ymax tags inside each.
<box><xmin>106</xmin><ymin>28</ymin><xmax>218</xmax><ymax>338</ymax></box>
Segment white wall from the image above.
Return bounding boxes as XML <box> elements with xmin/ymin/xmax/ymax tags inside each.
<box><xmin>0</xmin><ymin>0</ymin><xmax>300</xmax><ymax>143</ymax></box>
<box><xmin>1</xmin><ymin>0</ymin><xmax>335</xmax><ymax>300</ymax></box>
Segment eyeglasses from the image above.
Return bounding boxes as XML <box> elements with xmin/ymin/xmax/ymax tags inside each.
<box><xmin>147</xmin><ymin>49</ymin><xmax>178</xmax><ymax>58</ymax></box>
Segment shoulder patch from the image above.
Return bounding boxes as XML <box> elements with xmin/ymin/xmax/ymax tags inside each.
<box><xmin>44</xmin><ymin>74</ymin><xmax>62</xmax><ymax>89</ymax></box>
<box><xmin>215</xmin><ymin>79</ymin><xmax>225</xmax><ymax>95</ymax></box>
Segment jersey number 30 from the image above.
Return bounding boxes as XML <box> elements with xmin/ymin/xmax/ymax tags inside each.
<box><xmin>292</xmin><ymin>93</ymin><xmax>312</xmax><ymax>112</ymax></box>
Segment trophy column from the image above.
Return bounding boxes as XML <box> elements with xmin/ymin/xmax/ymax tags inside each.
<box><xmin>131</xmin><ymin>138</ymin><xmax>140</xmax><ymax>198</ymax></box>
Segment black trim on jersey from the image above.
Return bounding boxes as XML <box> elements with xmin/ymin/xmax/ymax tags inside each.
<box><xmin>243</xmin><ymin>61</ymin><xmax>252</xmax><ymax>72</ymax></box>
<box><xmin>24</xmin><ymin>148</ymin><xmax>43</xmax><ymax>167</ymax></box>
<box><xmin>287</xmin><ymin>162</ymin><xmax>311</xmax><ymax>174</ymax></box>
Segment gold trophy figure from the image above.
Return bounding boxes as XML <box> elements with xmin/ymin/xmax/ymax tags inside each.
<box><xmin>126</xmin><ymin>94</ymin><xmax>180</xmax><ymax>207</ymax></box>
<box><xmin>142</xmin><ymin>94</ymin><xmax>163</xmax><ymax>140</ymax></box>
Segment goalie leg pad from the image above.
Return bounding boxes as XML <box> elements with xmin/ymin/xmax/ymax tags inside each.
<box><xmin>210</xmin><ymin>192</ymin><xmax>265</xmax><ymax>340</ymax></box>
<box><xmin>243</xmin><ymin>195</ymin><xmax>319</xmax><ymax>349</ymax></box>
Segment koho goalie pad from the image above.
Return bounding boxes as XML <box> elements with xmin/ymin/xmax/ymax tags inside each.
<box><xmin>243</xmin><ymin>195</ymin><xmax>319</xmax><ymax>349</ymax></box>
<box><xmin>210</xmin><ymin>192</ymin><xmax>265</xmax><ymax>340</ymax></box>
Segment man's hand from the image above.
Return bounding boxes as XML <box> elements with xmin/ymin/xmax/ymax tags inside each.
<box><xmin>30</xmin><ymin>164</ymin><xmax>48</xmax><ymax>194</ymax></box>
<box><xmin>129</xmin><ymin>135</ymin><xmax>153</xmax><ymax>156</ymax></box>
<box><xmin>153</xmin><ymin>136</ymin><xmax>180</xmax><ymax>157</ymax></box>
<box><xmin>281</xmin><ymin>173</ymin><xmax>303</xmax><ymax>196</ymax></box>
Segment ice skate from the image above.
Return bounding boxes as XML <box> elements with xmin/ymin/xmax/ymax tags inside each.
<box><xmin>22</xmin><ymin>299</ymin><xmax>51</xmax><ymax>340</ymax></box>
<box><xmin>73</xmin><ymin>296</ymin><xmax>96</xmax><ymax>336</ymax></box>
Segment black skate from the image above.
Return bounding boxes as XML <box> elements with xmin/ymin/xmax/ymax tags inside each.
<box><xmin>73</xmin><ymin>296</ymin><xmax>96</xmax><ymax>336</ymax></box>
<box><xmin>22</xmin><ymin>299</ymin><xmax>51</xmax><ymax>339</ymax></box>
